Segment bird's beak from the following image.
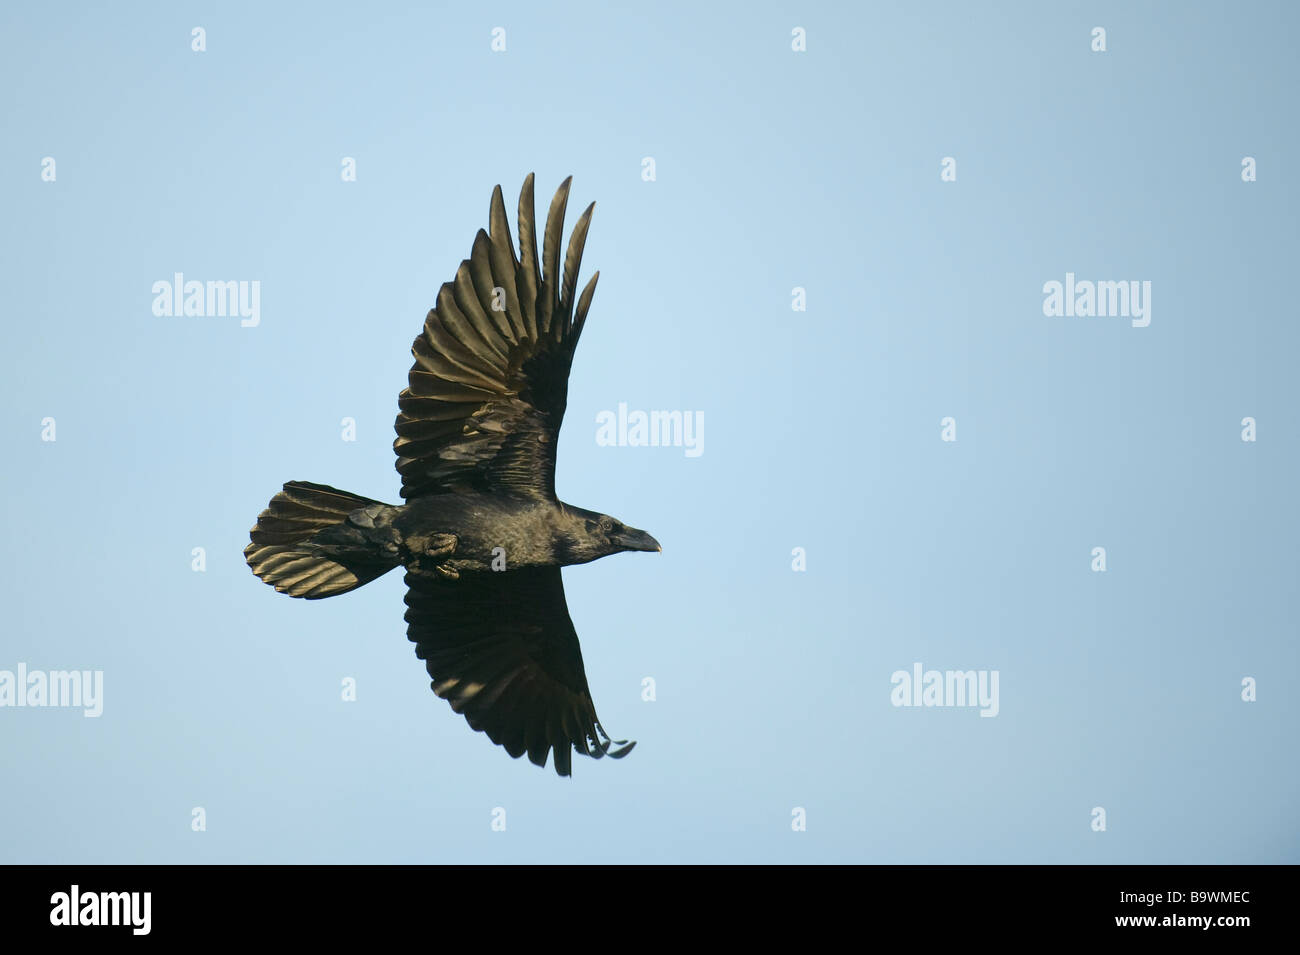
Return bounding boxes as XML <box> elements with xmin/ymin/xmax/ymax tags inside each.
<box><xmin>615</xmin><ymin>528</ymin><xmax>661</xmax><ymax>553</ymax></box>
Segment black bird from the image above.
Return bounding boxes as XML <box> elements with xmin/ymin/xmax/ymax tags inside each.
<box><xmin>244</xmin><ymin>174</ymin><xmax>659</xmax><ymax>776</ymax></box>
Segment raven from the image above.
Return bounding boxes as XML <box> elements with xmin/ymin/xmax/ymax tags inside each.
<box><xmin>244</xmin><ymin>175</ymin><xmax>659</xmax><ymax>776</ymax></box>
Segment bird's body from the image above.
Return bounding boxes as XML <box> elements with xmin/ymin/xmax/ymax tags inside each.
<box><xmin>397</xmin><ymin>492</ymin><xmax>558</xmax><ymax>575</ymax></box>
<box><xmin>302</xmin><ymin>492</ymin><xmax>654</xmax><ymax>577</ymax></box>
<box><xmin>244</xmin><ymin>175</ymin><xmax>658</xmax><ymax>776</ymax></box>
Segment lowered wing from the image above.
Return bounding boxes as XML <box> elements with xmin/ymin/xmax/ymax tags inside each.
<box><xmin>405</xmin><ymin>566</ymin><xmax>634</xmax><ymax>776</ymax></box>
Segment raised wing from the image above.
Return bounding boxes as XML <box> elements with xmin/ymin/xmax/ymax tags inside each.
<box><xmin>394</xmin><ymin>174</ymin><xmax>599</xmax><ymax>501</ymax></box>
<box><xmin>405</xmin><ymin>566</ymin><xmax>634</xmax><ymax>776</ymax></box>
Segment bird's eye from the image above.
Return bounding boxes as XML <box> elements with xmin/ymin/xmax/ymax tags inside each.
<box><xmin>598</xmin><ymin>517</ymin><xmax>615</xmax><ymax>534</ymax></box>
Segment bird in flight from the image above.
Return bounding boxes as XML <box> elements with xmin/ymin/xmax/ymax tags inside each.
<box><xmin>244</xmin><ymin>174</ymin><xmax>659</xmax><ymax>776</ymax></box>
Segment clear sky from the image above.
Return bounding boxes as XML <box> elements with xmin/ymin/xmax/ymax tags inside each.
<box><xmin>2</xmin><ymin>1</ymin><xmax>1296</xmax><ymax>863</ymax></box>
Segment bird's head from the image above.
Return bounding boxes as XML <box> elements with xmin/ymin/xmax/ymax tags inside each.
<box><xmin>558</xmin><ymin>505</ymin><xmax>660</xmax><ymax>565</ymax></box>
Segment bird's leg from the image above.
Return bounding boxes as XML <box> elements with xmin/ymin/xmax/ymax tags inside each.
<box><xmin>407</xmin><ymin>533</ymin><xmax>460</xmax><ymax>581</ymax></box>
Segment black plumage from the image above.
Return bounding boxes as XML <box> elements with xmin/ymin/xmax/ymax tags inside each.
<box><xmin>245</xmin><ymin>175</ymin><xmax>659</xmax><ymax>776</ymax></box>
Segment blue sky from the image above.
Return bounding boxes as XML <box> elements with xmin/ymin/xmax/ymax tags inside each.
<box><xmin>2</xmin><ymin>1</ymin><xmax>1296</xmax><ymax>863</ymax></box>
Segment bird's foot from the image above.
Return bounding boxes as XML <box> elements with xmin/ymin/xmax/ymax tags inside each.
<box><xmin>408</xmin><ymin>534</ymin><xmax>460</xmax><ymax>581</ymax></box>
<box><xmin>408</xmin><ymin>557</ymin><xmax>461</xmax><ymax>581</ymax></box>
<box><xmin>422</xmin><ymin>533</ymin><xmax>458</xmax><ymax>558</ymax></box>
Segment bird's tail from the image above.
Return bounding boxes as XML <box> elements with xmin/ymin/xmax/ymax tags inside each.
<box><xmin>244</xmin><ymin>481</ymin><xmax>401</xmax><ymax>599</ymax></box>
